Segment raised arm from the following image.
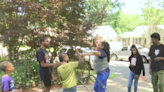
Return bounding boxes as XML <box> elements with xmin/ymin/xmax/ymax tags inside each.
<box><xmin>75</xmin><ymin>49</ymin><xmax>84</xmax><ymax>64</ymax></box>
<box><xmin>93</xmin><ymin>35</ymin><xmax>99</xmax><ymax>47</ymax></box>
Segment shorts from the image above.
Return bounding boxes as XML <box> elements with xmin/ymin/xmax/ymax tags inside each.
<box><xmin>63</xmin><ymin>86</ymin><xmax>77</xmax><ymax>92</ymax></box>
<box><xmin>40</xmin><ymin>73</ymin><xmax>52</xmax><ymax>87</ymax></box>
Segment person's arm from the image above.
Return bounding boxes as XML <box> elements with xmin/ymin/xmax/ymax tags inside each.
<box><xmin>148</xmin><ymin>47</ymin><xmax>152</xmax><ymax>75</ymax></box>
<box><xmin>155</xmin><ymin>57</ymin><xmax>164</xmax><ymax>61</ymax></box>
<box><xmin>82</xmin><ymin>51</ymin><xmax>101</xmax><ymax>57</ymax></box>
<box><xmin>75</xmin><ymin>49</ymin><xmax>84</xmax><ymax>64</ymax></box>
<box><xmin>93</xmin><ymin>35</ymin><xmax>99</xmax><ymax>47</ymax></box>
<box><xmin>142</xmin><ymin>64</ymin><xmax>145</xmax><ymax>76</ymax></box>
<box><xmin>40</xmin><ymin>61</ymin><xmax>61</xmax><ymax>68</ymax></box>
<box><xmin>135</xmin><ymin>56</ymin><xmax>143</xmax><ymax>75</ymax></box>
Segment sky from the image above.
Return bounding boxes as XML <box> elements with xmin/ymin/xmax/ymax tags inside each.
<box><xmin>119</xmin><ymin>0</ymin><xmax>144</xmax><ymax>14</ymax></box>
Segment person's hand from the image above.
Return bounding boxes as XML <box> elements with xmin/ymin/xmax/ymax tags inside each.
<box><xmin>74</xmin><ymin>49</ymin><xmax>80</xmax><ymax>56</ymax></box>
<box><xmin>149</xmin><ymin>69</ymin><xmax>152</xmax><ymax>75</ymax></box>
<box><xmin>155</xmin><ymin>57</ymin><xmax>162</xmax><ymax>61</ymax></box>
<box><xmin>135</xmin><ymin>75</ymin><xmax>139</xmax><ymax>79</ymax></box>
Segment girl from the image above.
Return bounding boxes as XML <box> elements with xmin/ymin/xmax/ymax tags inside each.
<box><xmin>80</xmin><ymin>36</ymin><xmax>110</xmax><ymax>92</ymax></box>
<box><xmin>128</xmin><ymin>45</ymin><xmax>145</xmax><ymax>92</ymax></box>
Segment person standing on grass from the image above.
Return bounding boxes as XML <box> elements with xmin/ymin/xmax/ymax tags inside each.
<box><xmin>149</xmin><ymin>33</ymin><xmax>164</xmax><ymax>92</ymax></box>
<box><xmin>36</xmin><ymin>37</ymin><xmax>61</xmax><ymax>92</ymax></box>
<box><xmin>128</xmin><ymin>45</ymin><xmax>145</xmax><ymax>92</ymax></box>
<box><xmin>79</xmin><ymin>35</ymin><xmax>110</xmax><ymax>92</ymax></box>
<box><xmin>57</xmin><ymin>49</ymin><xmax>84</xmax><ymax>92</ymax></box>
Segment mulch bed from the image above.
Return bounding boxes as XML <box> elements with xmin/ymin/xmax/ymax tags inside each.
<box><xmin>22</xmin><ymin>82</ymin><xmax>94</xmax><ymax>92</ymax></box>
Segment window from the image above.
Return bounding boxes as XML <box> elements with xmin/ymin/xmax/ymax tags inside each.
<box><xmin>121</xmin><ymin>47</ymin><xmax>128</xmax><ymax>51</ymax></box>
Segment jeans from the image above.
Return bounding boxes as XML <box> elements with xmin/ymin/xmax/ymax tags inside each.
<box><xmin>63</xmin><ymin>86</ymin><xmax>76</xmax><ymax>92</ymax></box>
<box><xmin>128</xmin><ymin>71</ymin><xmax>139</xmax><ymax>92</ymax></box>
<box><xmin>152</xmin><ymin>70</ymin><xmax>164</xmax><ymax>92</ymax></box>
<box><xmin>94</xmin><ymin>69</ymin><xmax>110</xmax><ymax>92</ymax></box>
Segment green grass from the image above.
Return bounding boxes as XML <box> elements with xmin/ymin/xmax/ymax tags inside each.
<box><xmin>109</xmin><ymin>74</ymin><xmax>116</xmax><ymax>79</ymax></box>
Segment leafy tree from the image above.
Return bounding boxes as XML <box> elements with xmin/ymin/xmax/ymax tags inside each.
<box><xmin>142</xmin><ymin>0</ymin><xmax>164</xmax><ymax>26</ymax></box>
<box><xmin>85</xmin><ymin>0</ymin><xmax>122</xmax><ymax>25</ymax></box>
<box><xmin>1</xmin><ymin>0</ymin><xmax>115</xmax><ymax>61</ymax></box>
<box><xmin>0</xmin><ymin>0</ymin><xmax>31</xmax><ymax>61</ymax></box>
<box><xmin>112</xmin><ymin>13</ymin><xmax>144</xmax><ymax>34</ymax></box>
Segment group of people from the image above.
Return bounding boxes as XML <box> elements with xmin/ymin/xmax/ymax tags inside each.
<box><xmin>128</xmin><ymin>32</ymin><xmax>164</xmax><ymax>92</ymax></box>
<box><xmin>35</xmin><ymin>36</ymin><xmax>110</xmax><ymax>92</ymax></box>
<box><xmin>0</xmin><ymin>32</ymin><xmax>164</xmax><ymax>92</ymax></box>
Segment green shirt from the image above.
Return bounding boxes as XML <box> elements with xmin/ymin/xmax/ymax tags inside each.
<box><xmin>57</xmin><ymin>62</ymin><xmax>78</xmax><ymax>89</ymax></box>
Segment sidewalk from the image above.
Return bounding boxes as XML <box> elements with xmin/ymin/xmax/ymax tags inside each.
<box><xmin>32</xmin><ymin>76</ymin><xmax>153</xmax><ymax>92</ymax></box>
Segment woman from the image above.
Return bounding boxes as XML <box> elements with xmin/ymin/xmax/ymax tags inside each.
<box><xmin>80</xmin><ymin>36</ymin><xmax>110</xmax><ymax>92</ymax></box>
<box><xmin>128</xmin><ymin>45</ymin><xmax>145</xmax><ymax>92</ymax></box>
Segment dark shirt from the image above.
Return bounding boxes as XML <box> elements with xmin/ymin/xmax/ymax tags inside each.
<box><xmin>149</xmin><ymin>44</ymin><xmax>164</xmax><ymax>71</ymax></box>
<box><xmin>129</xmin><ymin>55</ymin><xmax>144</xmax><ymax>75</ymax></box>
<box><xmin>36</xmin><ymin>48</ymin><xmax>51</xmax><ymax>74</ymax></box>
<box><xmin>99</xmin><ymin>50</ymin><xmax>107</xmax><ymax>59</ymax></box>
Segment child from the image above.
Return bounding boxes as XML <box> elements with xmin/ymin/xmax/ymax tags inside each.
<box><xmin>80</xmin><ymin>41</ymin><xmax>110</xmax><ymax>92</ymax></box>
<box><xmin>57</xmin><ymin>49</ymin><xmax>84</xmax><ymax>92</ymax></box>
<box><xmin>36</xmin><ymin>37</ymin><xmax>61</xmax><ymax>92</ymax></box>
<box><xmin>0</xmin><ymin>61</ymin><xmax>15</xmax><ymax>92</ymax></box>
<box><xmin>128</xmin><ymin>45</ymin><xmax>145</xmax><ymax>92</ymax></box>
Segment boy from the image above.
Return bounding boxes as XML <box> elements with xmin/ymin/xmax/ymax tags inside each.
<box><xmin>57</xmin><ymin>49</ymin><xmax>84</xmax><ymax>92</ymax></box>
<box><xmin>0</xmin><ymin>61</ymin><xmax>15</xmax><ymax>92</ymax></box>
<box><xmin>149</xmin><ymin>33</ymin><xmax>164</xmax><ymax>92</ymax></box>
<box><xmin>36</xmin><ymin>37</ymin><xmax>61</xmax><ymax>92</ymax></box>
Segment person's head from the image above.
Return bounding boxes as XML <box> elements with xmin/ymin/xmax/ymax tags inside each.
<box><xmin>39</xmin><ymin>37</ymin><xmax>50</xmax><ymax>47</ymax></box>
<box><xmin>97</xmin><ymin>41</ymin><xmax>110</xmax><ymax>62</ymax></box>
<box><xmin>131</xmin><ymin>45</ymin><xmax>139</xmax><ymax>56</ymax></box>
<box><xmin>0</xmin><ymin>61</ymin><xmax>14</xmax><ymax>73</ymax></box>
<box><xmin>151</xmin><ymin>33</ymin><xmax>160</xmax><ymax>45</ymax></box>
<box><xmin>59</xmin><ymin>53</ymin><xmax>69</xmax><ymax>62</ymax></box>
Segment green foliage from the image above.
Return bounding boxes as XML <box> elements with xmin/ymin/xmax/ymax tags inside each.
<box><xmin>111</xmin><ymin>13</ymin><xmax>144</xmax><ymax>34</ymax></box>
<box><xmin>0</xmin><ymin>60</ymin><xmax>41</xmax><ymax>89</ymax></box>
<box><xmin>142</xmin><ymin>0</ymin><xmax>164</xmax><ymax>26</ymax></box>
<box><xmin>85</xmin><ymin>0</ymin><xmax>122</xmax><ymax>25</ymax></box>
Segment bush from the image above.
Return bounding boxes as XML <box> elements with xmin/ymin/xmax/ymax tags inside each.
<box><xmin>0</xmin><ymin>60</ymin><xmax>42</xmax><ymax>89</ymax></box>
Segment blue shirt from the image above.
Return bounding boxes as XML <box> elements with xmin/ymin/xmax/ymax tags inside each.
<box><xmin>99</xmin><ymin>50</ymin><xmax>107</xmax><ymax>59</ymax></box>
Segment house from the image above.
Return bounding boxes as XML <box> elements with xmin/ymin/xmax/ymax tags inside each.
<box><xmin>121</xmin><ymin>25</ymin><xmax>164</xmax><ymax>48</ymax></box>
<box><xmin>92</xmin><ymin>25</ymin><xmax>118</xmax><ymax>42</ymax></box>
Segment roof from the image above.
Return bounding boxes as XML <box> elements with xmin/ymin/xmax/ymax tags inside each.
<box><xmin>92</xmin><ymin>25</ymin><xmax>118</xmax><ymax>40</ymax></box>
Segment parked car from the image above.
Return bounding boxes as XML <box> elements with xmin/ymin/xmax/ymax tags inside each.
<box><xmin>110</xmin><ymin>46</ymin><xmax>150</xmax><ymax>63</ymax></box>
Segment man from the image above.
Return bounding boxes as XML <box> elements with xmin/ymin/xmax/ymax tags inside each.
<box><xmin>149</xmin><ymin>33</ymin><xmax>164</xmax><ymax>92</ymax></box>
<box><xmin>57</xmin><ymin>49</ymin><xmax>84</xmax><ymax>92</ymax></box>
<box><xmin>36</xmin><ymin>37</ymin><xmax>61</xmax><ymax>92</ymax></box>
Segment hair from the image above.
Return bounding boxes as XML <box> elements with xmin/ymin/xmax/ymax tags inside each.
<box><xmin>101</xmin><ymin>42</ymin><xmax>110</xmax><ymax>62</ymax></box>
<box><xmin>39</xmin><ymin>36</ymin><xmax>47</xmax><ymax>44</ymax></box>
<box><xmin>130</xmin><ymin>45</ymin><xmax>140</xmax><ymax>56</ymax></box>
<box><xmin>151</xmin><ymin>32</ymin><xmax>160</xmax><ymax>40</ymax></box>
<box><xmin>0</xmin><ymin>61</ymin><xmax>11</xmax><ymax>72</ymax></box>
<box><xmin>59</xmin><ymin>53</ymin><xmax>67</xmax><ymax>62</ymax></box>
